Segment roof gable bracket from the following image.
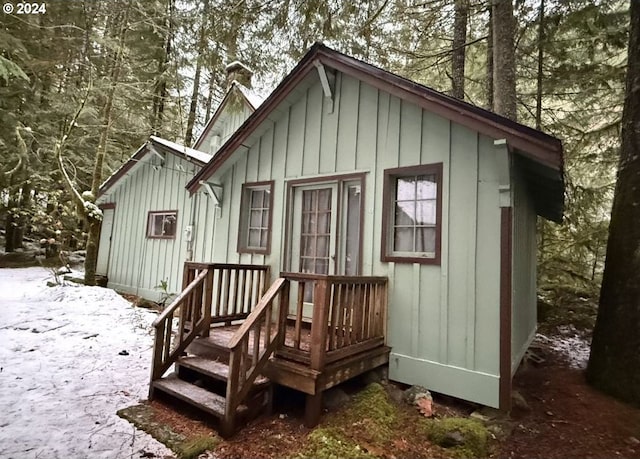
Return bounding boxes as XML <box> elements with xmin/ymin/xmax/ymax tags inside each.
<box><xmin>200</xmin><ymin>180</ymin><xmax>223</xmax><ymax>214</ymax></box>
<box><xmin>314</xmin><ymin>60</ymin><xmax>335</xmax><ymax>113</ymax></box>
<box><xmin>495</xmin><ymin>139</ymin><xmax>512</xmax><ymax>208</ymax></box>
<box><xmin>149</xmin><ymin>144</ymin><xmax>165</xmax><ymax>169</ymax></box>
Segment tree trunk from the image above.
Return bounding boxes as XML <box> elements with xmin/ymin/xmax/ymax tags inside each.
<box><xmin>586</xmin><ymin>0</ymin><xmax>640</xmax><ymax>407</ymax></box>
<box><xmin>151</xmin><ymin>0</ymin><xmax>173</xmax><ymax>136</ymax></box>
<box><xmin>486</xmin><ymin>3</ymin><xmax>494</xmax><ymax>110</ymax></box>
<box><xmin>535</xmin><ymin>0</ymin><xmax>545</xmax><ymax>129</ymax></box>
<box><xmin>184</xmin><ymin>0</ymin><xmax>210</xmax><ymax>146</ymax></box>
<box><xmin>85</xmin><ymin>6</ymin><xmax>128</xmax><ymax>286</ymax></box>
<box><xmin>492</xmin><ymin>0</ymin><xmax>517</xmax><ymax>121</ymax></box>
<box><xmin>451</xmin><ymin>0</ymin><xmax>468</xmax><ymax>100</ymax></box>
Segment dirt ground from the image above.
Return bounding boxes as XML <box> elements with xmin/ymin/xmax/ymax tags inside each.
<box><xmin>497</xmin><ymin>345</ymin><xmax>640</xmax><ymax>459</ymax></box>
<box><xmin>143</xmin><ymin>339</ymin><xmax>640</xmax><ymax>459</ymax></box>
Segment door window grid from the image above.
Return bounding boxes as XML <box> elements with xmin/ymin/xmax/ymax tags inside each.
<box><xmin>299</xmin><ymin>188</ymin><xmax>332</xmax><ymax>275</ymax></box>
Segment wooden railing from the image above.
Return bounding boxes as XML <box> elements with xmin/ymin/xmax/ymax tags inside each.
<box><xmin>150</xmin><ymin>262</ymin><xmax>269</xmax><ymax>385</ymax></box>
<box><xmin>223</xmin><ymin>277</ymin><xmax>290</xmax><ymax>434</ymax></box>
<box><xmin>279</xmin><ymin>273</ymin><xmax>388</xmax><ymax>371</ymax></box>
<box><xmin>150</xmin><ymin>267</ymin><xmax>213</xmax><ymax>382</ymax></box>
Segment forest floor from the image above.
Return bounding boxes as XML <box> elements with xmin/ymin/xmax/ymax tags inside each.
<box><xmin>138</xmin><ymin>329</ymin><xmax>640</xmax><ymax>459</ymax></box>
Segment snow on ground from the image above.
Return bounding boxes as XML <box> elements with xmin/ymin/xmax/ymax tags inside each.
<box><xmin>536</xmin><ymin>325</ymin><xmax>591</xmax><ymax>369</ymax></box>
<box><xmin>0</xmin><ymin>267</ymin><xmax>174</xmax><ymax>459</ymax></box>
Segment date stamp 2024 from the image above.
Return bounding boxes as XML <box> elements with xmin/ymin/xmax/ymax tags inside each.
<box><xmin>3</xmin><ymin>2</ymin><xmax>47</xmax><ymax>14</ymax></box>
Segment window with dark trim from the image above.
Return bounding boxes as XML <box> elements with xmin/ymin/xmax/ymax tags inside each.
<box><xmin>238</xmin><ymin>181</ymin><xmax>274</xmax><ymax>254</ymax></box>
<box><xmin>381</xmin><ymin>164</ymin><xmax>442</xmax><ymax>264</ymax></box>
<box><xmin>147</xmin><ymin>211</ymin><xmax>178</xmax><ymax>239</ymax></box>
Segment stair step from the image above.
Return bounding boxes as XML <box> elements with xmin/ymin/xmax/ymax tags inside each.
<box><xmin>187</xmin><ymin>337</ymin><xmax>232</xmax><ymax>362</ymax></box>
<box><xmin>178</xmin><ymin>356</ymin><xmax>270</xmax><ymax>387</ymax></box>
<box><xmin>153</xmin><ymin>373</ymin><xmax>227</xmax><ymax>418</ymax></box>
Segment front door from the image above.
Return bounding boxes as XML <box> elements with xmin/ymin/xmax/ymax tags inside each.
<box><xmin>287</xmin><ymin>177</ymin><xmax>363</xmax><ymax>315</ymax></box>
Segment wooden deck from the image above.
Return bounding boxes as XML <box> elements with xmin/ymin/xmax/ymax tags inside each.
<box><xmin>149</xmin><ymin>262</ymin><xmax>389</xmax><ymax>435</ymax></box>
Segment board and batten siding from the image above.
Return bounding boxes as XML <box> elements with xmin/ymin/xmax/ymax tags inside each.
<box><xmin>201</xmin><ymin>72</ymin><xmax>505</xmax><ymax>407</ymax></box>
<box><xmin>99</xmin><ymin>154</ymin><xmax>199</xmax><ymax>301</ymax></box>
<box><xmin>510</xmin><ymin>162</ymin><xmax>538</xmax><ymax>373</ymax></box>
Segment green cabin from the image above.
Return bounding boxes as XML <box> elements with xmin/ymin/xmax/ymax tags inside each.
<box><xmin>96</xmin><ymin>44</ymin><xmax>563</xmax><ymax>434</ymax></box>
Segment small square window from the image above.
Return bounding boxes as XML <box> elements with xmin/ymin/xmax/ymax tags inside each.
<box><xmin>238</xmin><ymin>181</ymin><xmax>274</xmax><ymax>254</ymax></box>
<box><xmin>381</xmin><ymin>164</ymin><xmax>442</xmax><ymax>264</ymax></box>
<box><xmin>147</xmin><ymin>211</ymin><xmax>178</xmax><ymax>239</ymax></box>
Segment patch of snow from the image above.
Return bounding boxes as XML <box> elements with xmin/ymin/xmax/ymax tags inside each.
<box><xmin>150</xmin><ymin>136</ymin><xmax>212</xmax><ymax>164</ymax></box>
<box><xmin>0</xmin><ymin>267</ymin><xmax>174</xmax><ymax>458</ymax></box>
<box><xmin>535</xmin><ymin>326</ymin><xmax>591</xmax><ymax>369</ymax></box>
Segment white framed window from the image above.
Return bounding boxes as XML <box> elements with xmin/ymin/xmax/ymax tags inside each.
<box><xmin>147</xmin><ymin>211</ymin><xmax>178</xmax><ymax>239</ymax></box>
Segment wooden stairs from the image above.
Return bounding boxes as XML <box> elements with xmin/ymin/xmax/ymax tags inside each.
<box><xmin>148</xmin><ymin>263</ymin><xmax>390</xmax><ymax>437</ymax></box>
<box><xmin>151</xmin><ymin>336</ymin><xmax>272</xmax><ymax>436</ymax></box>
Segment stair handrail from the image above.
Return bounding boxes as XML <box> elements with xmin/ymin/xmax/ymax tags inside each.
<box><xmin>150</xmin><ymin>267</ymin><xmax>212</xmax><ymax>382</ymax></box>
<box><xmin>223</xmin><ymin>277</ymin><xmax>290</xmax><ymax>433</ymax></box>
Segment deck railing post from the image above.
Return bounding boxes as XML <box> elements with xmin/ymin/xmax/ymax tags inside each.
<box><xmin>201</xmin><ymin>268</ymin><xmax>214</xmax><ymax>337</ymax></box>
<box><xmin>309</xmin><ymin>278</ymin><xmax>330</xmax><ymax>372</ymax></box>
<box><xmin>277</xmin><ymin>280</ymin><xmax>290</xmax><ymax>347</ymax></box>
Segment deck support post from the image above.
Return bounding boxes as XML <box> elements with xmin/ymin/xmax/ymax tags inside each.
<box><xmin>304</xmin><ymin>392</ymin><xmax>323</xmax><ymax>428</ymax></box>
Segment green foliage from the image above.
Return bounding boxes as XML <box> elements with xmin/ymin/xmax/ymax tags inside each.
<box><xmin>296</xmin><ymin>383</ymin><xmax>396</xmax><ymax>459</ymax></box>
<box><xmin>177</xmin><ymin>435</ymin><xmax>219</xmax><ymax>459</ymax></box>
<box><xmin>298</xmin><ymin>428</ymin><xmax>377</xmax><ymax>459</ymax></box>
<box><xmin>0</xmin><ymin>55</ymin><xmax>29</xmax><ymax>83</ymax></box>
<box><xmin>421</xmin><ymin>417</ymin><xmax>490</xmax><ymax>458</ymax></box>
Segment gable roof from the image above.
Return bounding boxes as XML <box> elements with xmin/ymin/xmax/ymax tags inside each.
<box><xmin>192</xmin><ymin>81</ymin><xmax>264</xmax><ymax>151</ymax></box>
<box><xmin>187</xmin><ymin>43</ymin><xmax>564</xmax><ymax>222</ymax></box>
<box><xmin>98</xmin><ymin>136</ymin><xmax>211</xmax><ymax>200</ymax></box>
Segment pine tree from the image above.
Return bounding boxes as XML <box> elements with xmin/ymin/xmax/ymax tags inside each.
<box><xmin>587</xmin><ymin>0</ymin><xmax>640</xmax><ymax>407</ymax></box>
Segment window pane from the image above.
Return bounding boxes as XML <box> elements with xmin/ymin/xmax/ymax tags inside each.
<box><xmin>317</xmin><ymin>211</ymin><xmax>330</xmax><ymax>234</ymax></box>
<box><xmin>301</xmin><ymin>257</ymin><xmax>314</xmax><ymax>273</ymax></box>
<box><xmin>395</xmin><ymin>202</ymin><xmax>415</xmax><ymax>226</ymax></box>
<box><xmin>163</xmin><ymin>215</ymin><xmax>176</xmax><ymax>236</ymax></box>
<box><xmin>152</xmin><ymin>215</ymin><xmax>163</xmax><ymax>235</ymax></box>
<box><xmin>248</xmin><ymin>229</ymin><xmax>261</xmax><ymax>247</ymax></box>
<box><xmin>260</xmin><ymin>229</ymin><xmax>268</xmax><ymax>248</ymax></box>
<box><xmin>315</xmin><ymin>258</ymin><xmax>329</xmax><ymax>275</ymax></box>
<box><xmin>250</xmin><ymin>210</ymin><xmax>262</xmax><ymax>227</ymax></box>
<box><xmin>396</xmin><ymin>177</ymin><xmax>416</xmax><ymax>201</ymax></box>
<box><xmin>303</xmin><ymin>190</ymin><xmax>315</xmax><ymax>211</ymax></box>
<box><xmin>316</xmin><ymin>235</ymin><xmax>329</xmax><ymax>258</ymax></box>
<box><xmin>416</xmin><ymin>200</ymin><xmax>436</xmax><ymax>225</ymax></box>
<box><xmin>261</xmin><ymin>209</ymin><xmax>269</xmax><ymax>227</ymax></box>
<box><xmin>262</xmin><ymin>189</ymin><xmax>271</xmax><ymax>207</ymax></box>
<box><xmin>416</xmin><ymin>175</ymin><xmax>437</xmax><ymax>199</ymax></box>
<box><xmin>301</xmin><ymin>235</ymin><xmax>315</xmax><ymax>258</ymax></box>
<box><xmin>345</xmin><ymin>185</ymin><xmax>361</xmax><ymax>276</ymax></box>
<box><xmin>415</xmin><ymin>227</ymin><xmax>436</xmax><ymax>253</ymax></box>
<box><xmin>251</xmin><ymin>190</ymin><xmax>263</xmax><ymax>207</ymax></box>
<box><xmin>318</xmin><ymin>189</ymin><xmax>331</xmax><ymax>210</ymax></box>
<box><xmin>394</xmin><ymin>227</ymin><xmax>414</xmax><ymax>252</ymax></box>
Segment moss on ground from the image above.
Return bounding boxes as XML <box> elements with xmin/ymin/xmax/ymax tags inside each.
<box><xmin>420</xmin><ymin>417</ymin><xmax>490</xmax><ymax>458</ymax></box>
<box><xmin>117</xmin><ymin>403</ymin><xmax>219</xmax><ymax>459</ymax></box>
<box><xmin>295</xmin><ymin>383</ymin><xmax>396</xmax><ymax>459</ymax></box>
<box><xmin>177</xmin><ymin>435</ymin><xmax>220</xmax><ymax>459</ymax></box>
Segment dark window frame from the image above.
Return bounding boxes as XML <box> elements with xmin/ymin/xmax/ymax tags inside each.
<box><xmin>238</xmin><ymin>180</ymin><xmax>275</xmax><ymax>255</ymax></box>
<box><xmin>147</xmin><ymin>210</ymin><xmax>178</xmax><ymax>239</ymax></box>
<box><xmin>381</xmin><ymin>163</ymin><xmax>443</xmax><ymax>265</ymax></box>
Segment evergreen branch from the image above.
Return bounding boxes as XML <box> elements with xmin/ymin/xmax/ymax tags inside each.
<box><xmin>56</xmin><ymin>84</ymin><xmax>92</xmax><ymax>208</ymax></box>
<box><xmin>358</xmin><ymin>0</ymin><xmax>390</xmax><ymax>33</ymax></box>
<box><xmin>4</xmin><ymin>126</ymin><xmax>29</xmax><ymax>176</ymax></box>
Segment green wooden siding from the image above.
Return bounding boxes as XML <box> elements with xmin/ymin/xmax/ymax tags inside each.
<box><xmin>200</xmin><ymin>72</ymin><xmax>507</xmax><ymax>407</ymax></box>
<box><xmin>511</xmin><ymin>161</ymin><xmax>538</xmax><ymax>373</ymax></box>
<box><xmin>98</xmin><ymin>154</ymin><xmax>199</xmax><ymax>301</ymax></box>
